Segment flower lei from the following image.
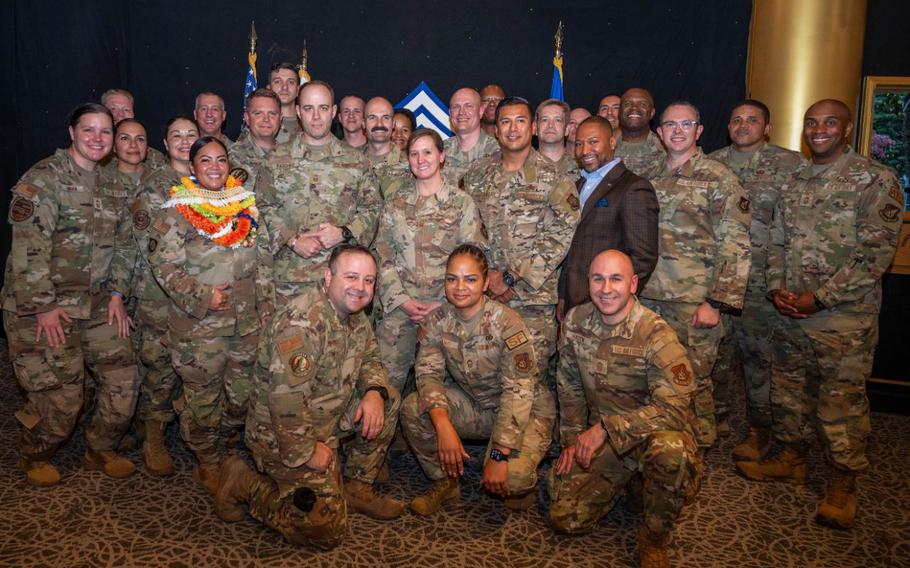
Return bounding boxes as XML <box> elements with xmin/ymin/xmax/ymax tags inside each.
<box><xmin>162</xmin><ymin>176</ymin><xmax>259</xmax><ymax>248</ymax></box>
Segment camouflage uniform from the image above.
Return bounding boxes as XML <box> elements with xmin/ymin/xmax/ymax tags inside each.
<box><xmin>229</xmin><ymin>134</ymin><xmax>273</xmax><ymax>176</ymax></box>
<box><xmin>147</xmin><ymin>180</ymin><xmax>275</xmax><ymax>465</ymax></box>
<box><xmin>276</xmin><ymin>116</ymin><xmax>301</xmax><ymax>145</ymax></box>
<box><xmin>708</xmin><ymin>143</ymin><xmax>805</xmax><ymax>426</ymax></box>
<box><xmin>640</xmin><ymin>149</ymin><xmax>752</xmax><ymax>448</ymax></box>
<box><xmin>374</xmin><ymin>180</ymin><xmax>488</xmax><ymax>393</ymax></box>
<box><xmin>548</xmin><ymin>299</ymin><xmax>697</xmax><ymax>536</ymax></box>
<box><xmin>766</xmin><ymin>148</ymin><xmax>901</xmax><ymax>472</ymax></box>
<box><xmin>245</xmin><ymin>286</ymin><xmax>399</xmax><ymax>549</ymax></box>
<box><xmin>400</xmin><ymin>298</ymin><xmax>556</xmax><ymax>493</ymax></box>
<box><xmin>2</xmin><ymin>149</ymin><xmax>138</xmax><ymax>460</ymax></box>
<box><xmin>442</xmin><ymin>131</ymin><xmax>500</xmax><ymax>187</ymax></box>
<box><xmin>615</xmin><ymin>131</ymin><xmax>665</xmax><ymax>180</ymax></box>
<box><xmin>365</xmin><ymin>144</ymin><xmax>410</xmax><ymax>199</ymax></box>
<box><xmin>543</xmin><ymin>151</ymin><xmax>579</xmax><ymax>177</ymax></box>
<box><xmin>462</xmin><ymin>149</ymin><xmax>579</xmax><ymax>383</ymax></box>
<box><xmin>259</xmin><ymin>135</ymin><xmax>380</xmax><ymax>304</ymax></box>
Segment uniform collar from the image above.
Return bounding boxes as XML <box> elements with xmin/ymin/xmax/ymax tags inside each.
<box><xmin>797</xmin><ymin>146</ymin><xmax>854</xmax><ymax>181</ymax></box>
<box><xmin>584</xmin><ymin>296</ymin><xmax>644</xmax><ymax>340</ymax></box>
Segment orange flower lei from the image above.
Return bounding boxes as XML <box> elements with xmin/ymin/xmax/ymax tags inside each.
<box><xmin>163</xmin><ymin>176</ymin><xmax>258</xmax><ymax>248</ymax></box>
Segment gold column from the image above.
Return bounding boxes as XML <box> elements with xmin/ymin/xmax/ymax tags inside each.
<box><xmin>747</xmin><ymin>0</ymin><xmax>867</xmax><ymax>153</ymax></box>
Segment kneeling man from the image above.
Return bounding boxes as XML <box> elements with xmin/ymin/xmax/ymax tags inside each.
<box><xmin>549</xmin><ymin>250</ymin><xmax>697</xmax><ymax>568</ymax></box>
<box><xmin>215</xmin><ymin>245</ymin><xmax>405</xmax><ymax>549</ymax></box>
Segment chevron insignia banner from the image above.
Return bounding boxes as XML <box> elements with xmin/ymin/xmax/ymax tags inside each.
<box><xmin>395</xmin><ymin>82</ymin><xmax>453</xmax><ymax>139</ymax></box>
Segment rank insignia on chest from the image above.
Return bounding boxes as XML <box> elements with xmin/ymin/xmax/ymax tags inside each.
<box><xmin>147</xmin><ymin>237</ymin><xmax>158</xmax><ymax>253</ymax></box>
<box><xmin>230</xmin><ymin>167</ymin><xmax>249</xmax><ymax>184</ymax></box>
<box><xmin>504</xmin><ymin>330</ymin><xmax>530</xmax><ymax>351</ymax></box>
<box><xmin>738</xmin><ymin>196</ymin><xmax>751</xmax><ymax>213</ymax></box>
<box><xmin>289</xmin><ymin>354</ymin><xmax>312</xmax><ymax>377</ymax></box>
<box><xmin>879</xmin><ymin>203</ymin><xmax>901</xmax><ymax>222</ymax></box>
<box><xmin>671</xmin><ymin>364</ymin><xmax>692</xmax><ymax>387</ymax></box>
<box><xmin>567</xmin><ymin>194</ymin><xmax>580</xmax><ymax>211</ymax></box>
<box><xmin>133</xmin><ymin>209</ymin><xmax>150</xmax><ymax>231</ymax></box>
<box><xmin>514</xmin><ymin>352</ymin><xmax>533</xmax><ymax>372</ymax></box>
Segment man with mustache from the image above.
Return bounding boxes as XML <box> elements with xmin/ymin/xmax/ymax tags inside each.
<box><xmin>535</xmin><ymin>98</ymin><xmax>577</xmax><ymax>176</ymax></box>
<box><xmin>640</xmin><ymin>102</ymin><xmax>752</xmax><ymax>478</ymax></box>
<box><xmin>480</xmin><ymin>84</ymin><xmax>506</xmax><ymax>137</ymax></box>
<box><xmin>444</xmin><ymin>88</ymin><xmax>500</xmax><ymax>186</ymax></box>
<box><xmin>216</xmin><ymin>245</ymin><xmax>406</xmax><ymax>549</ymax></box>
<box><xmin>558</xmin><ymin>116</ymin><xmax>658</xmax><ymax>321</ymax></box>
<box><xmin>549</xmin><ymin>250</ymin><xmax>697</xmax><ymax>568</ymax></box>
<box><xmin>615</xmin><ymin>88</ymin><xmax>665</xmax><ymax>180</ymax></box>
<box><xmin>363</xmin><ymin>97</ymin><xmax>410</xmax><ymax>198</ymax></box>
<box><xmin>737</xmin><ymin>99</ymin><xmax>901</xmax><ymax>530</ymax></box>
<box><xmin>258</xmin><ymin>80</ymin><xmax>381</xmax><ymax>306</ymax></box>
<box><xmin>707</xmin><ymin>99</ymin><xmax>805</xmax><ymax>459</ymax></box>
<box><xmin>268</xmin><ymin>62</ymin><xmax>301</xmax><ymax>144</ymax></box>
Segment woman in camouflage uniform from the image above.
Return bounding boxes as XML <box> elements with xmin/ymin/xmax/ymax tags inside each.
<box><xmin>148</xmin><ymin>137</ymin><xmax>274</xmax><ymax>492</ymax></box>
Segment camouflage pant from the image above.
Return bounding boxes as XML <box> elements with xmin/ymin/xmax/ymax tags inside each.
<box><xmin>711</xmin><ymin>292</ymin><xmax>775</xmax><ymax>428</ymax></box>
<box><xmin>248</xmin><ymin>387</ymin><xmax>401</xmax><ymax>549</ymax></box>
<box><xmin>515</xmin><ymin>304</ymin><xmax>558</xmax><ymax>388</ymax></box>
<box><xmin>770</xmin><ymin>313</ymin><xmax>876</xmax><ymax>472</ymax></box>
<box><xmin>170</xmin><ymin>332</ymin><xmax>258</xmax><ymax>463</ymax></box>
<box><xmin>400</xmin><ymin>382</ymin><xmax>555</xmax><ymax>493</ymax></box>
<box><xmin>640</xmin><ymin>299</ymin><xmax>724</xmax><ymax>448</ymax></box>
<box><xmin>547</xmin><ymin>430</ymin><xmax>696</xmax><ymax>536</ymax></box>
<box><xmin>376</xmin><ymin>308</ymin><xmax>418</xmax><ymax>394</ymax></box>
<box><xmin>134</xmin><ymin>297</ymin><xmax>179</xmax><ymax>424</ymax></box>
<box><xmin>4</xmin><ymin>304</ymin><xmax>138</xmax><ymax>458</ymax></box>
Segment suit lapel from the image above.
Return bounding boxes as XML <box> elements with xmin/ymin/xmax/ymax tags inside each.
<box><xmin>579</xmin><ymin>163</ymin><xmax>627</xmax><ymax>224</ymax></box>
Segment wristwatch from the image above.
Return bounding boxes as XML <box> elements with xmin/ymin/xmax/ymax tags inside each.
<box><xmin>812</xmin><ymin>294</ymin><xmax>827</xmax><ymax>311</ymax></box>
<box><xmin>502</xmin><ymin>270</ymin><xmax>516</xmax><ymax>288</ymax></box>
<box><xmin>340</xmin><ymin>226</ymin><xmax>354</xmax><ymax>244</ymax></box>
<box><xmin>364</xmin><ymin>385</ymin><xmax>389</xmax><ymax>402</ymax></box>
<box><xmin>489</xmin><ymin>448</ymin><xmax>509</xmax><ymax>462</ymax></box>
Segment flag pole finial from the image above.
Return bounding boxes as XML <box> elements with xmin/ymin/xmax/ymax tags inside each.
<box><xmin>554</xmin><ymin>21</ymin><xmax>563</xmax><ymax>59</ymax></box>
<box><xmin>301</xmin><ymin>41</ymin><xmax>308</xmax><ymax>73</ymax></box>
<box><xmin>249</xmin><ymin>21</ymin><xmax>257</xmax><ymax>53</ymax></box>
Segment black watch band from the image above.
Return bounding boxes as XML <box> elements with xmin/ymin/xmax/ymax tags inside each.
<box><xmin>489</xmin><ymin>448</ymin><xmax>509</xmax><ymax>462</ymax></box>
<box><xmin>364</xmin><ymin>386</ymin><xmax>389</xmax><ymax>402</ymax></box>
<box><xmin>502</xmin><ymin>270</ymin><xmax>516</xmax><ymax>288</ymax></box>
<box><xmin>813</xmin><ymin>295</ymin><xmax>827</xmax><ymax>311</ymax></box>
<box><xmin>341</xmin><ymin>226</ymin><xmax>354</xmax><ymax>243</ymax></box>
<box><xmin>705</xmin><ymin>298</ymin><xmax>724</xmax><ymax>310</ymax></box>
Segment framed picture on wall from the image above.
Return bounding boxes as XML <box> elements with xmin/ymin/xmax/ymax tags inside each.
<box><xmin>859</xmin><ymin>76</ymin><xmax>910</xmax><ymax>274</ymax></box>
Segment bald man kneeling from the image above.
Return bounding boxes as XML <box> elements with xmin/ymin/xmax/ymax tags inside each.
<box><xmin>548</xmin><ymin>250</ymin><xmax>698</xmax><ymax>568</ymax></box>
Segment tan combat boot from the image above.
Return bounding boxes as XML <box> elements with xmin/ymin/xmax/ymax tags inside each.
<box><xmin>410</xmin><ymin>477</ymin><xmax>461</xmax><ymax>516</ymax></box>
<box><xmin>731</xmin><ymin>427</ymin><xmax>771</xmax><ymax>462</ymax></box>
<box><xmin>637</xmin><ymin>526</ymin><xmax>670</xmax><ymax>568</ymax></box>
<box><xmin>214</xmin><ymin>455</ymin><xmax>257</xmax><ymax>522</ymax></box>
<box><xmin>84</xmin><ymin>448</ymin><xmax>136</xmax><ymax>478</ymax></box>
<box><xmin>142</xmin><ymin>420</ymin><xmax>175</xmax><ymax>477</ymax></box>
<box><xmin>686</xmin><ymin>449</ymin><xmax>705</xmax><ymax>506</ymax></box>
<box><xmin>815</xmin><ymin>472</ymin><xmax>857</xmax><ymax>529</ymax></box>
<box><xmin>735</xmin><ymin>445</ymin><xmax>806</xmax><ymax>484</ymax></box>
<box><xmin>343</xmin><ymin>478</ymin><xmax>406</xmax><ymax>520</ymax></box>
<box><xmin>19</xmin><ymin>457</ymin><xmax>61</xmax><ymax>487</ymax></box>
<box><xmin>194</xmin><ymin>460</ymin><xmax>221</xmax><ymax>495</ymax></box>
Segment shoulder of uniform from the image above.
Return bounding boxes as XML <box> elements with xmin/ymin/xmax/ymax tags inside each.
<box><xmin>707</xmin><ymin>146</ymin><xmax>730</xmax><ymax>161</ymax></box>
<box><xmin>566</xmin><ymin>302</ymin><xmax>594</xmax><ymax>329</ymax></box>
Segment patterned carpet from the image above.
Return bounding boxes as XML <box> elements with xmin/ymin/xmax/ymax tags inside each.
<box><xmin>0</xmin><ymin>342</ymin><xmax>909</xmax><ymax>568</ymax></box>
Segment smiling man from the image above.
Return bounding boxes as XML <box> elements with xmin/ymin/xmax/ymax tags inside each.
<box><xmin>535</xmin><ymin>98</ymin><xmax>577</xmax><ymax>175</ymax></box>
<box><xmin>363</xmin><ymin>96</ymin><xmax>410</xmax><ymax>197</ymax></box>
<box><xmin>549</xmin><ymin>250</ymin><xmax>696</xmax><ymax>567</ymax></box>
<box><xmin>443</xmin><ymin>87</ymin><xmax>501</xmax><ymax>185</ymax></box>
<box><xmin>640</xmin><ymin>101</ymin><xmax>752</xmax><ymax>465</ymax></box>
<box><xmin>736</xmin><ymin>99</ymin><xmax>901</xmax><ymax>530</ymax></box>
<box><xmin>229</xmin><ymin>88</ymin><xmax>281</xmax><ymax>174</ymax></box>
<box><xmin>615</xmin><ymin>87</ymin><xmax>665</xmax><ymax>180</ymax></box>
<box><xmin>597</xmin><ymin>94</ymin><xmax>622</xmax><ymax>138</ymax></box>
<box><xmin>194</xmin><ymin>91</ymin><xmax>232</xmax><ymax>146</ymax></box>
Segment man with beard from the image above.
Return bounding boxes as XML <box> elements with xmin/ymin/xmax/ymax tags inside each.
<box><xmin>480</xmin><ymin>84</ymin><xmax>506</xmax><ymax>137</ymax></box>
<box><xmin>616</xmin><ymin>88</ymin><xmax>665</xmax><ymax>180</ymax></box>
<box><xmin>536</xmin><ymin>99</ymin><xmax>577</xmax><ymax>176</ymax></box>
<box><xmin>338</xmin><ymin>95</ymin><xmax>367</xmax><ymax>149</ymax></box>
<box><xmin>597</xmin><ymin>94</ymin><xmax>622</xmax><ymax>138</ymax></box>
<box><xmin>268</xmin><ymin>63</ymin><xmax>301</xmax><ymax>144</ymax></box>
<box><xmin>363</xmin><ymin>97</ymin><xmax>410</xmax><ymax>197</ymax></box>
<box><xmin>708</xmin><ymin>99</ymin><xmax>805</xmax><ymax>458</ymax></box>
<box><xmin>443</xmin><ymin>88</ymin><xmax>500</xmax><ymax>186</ymax></box>
<box><xmin>736</xmin><ymin>99</ymin><xmax>901</xmax><ymax>530</ymax></box>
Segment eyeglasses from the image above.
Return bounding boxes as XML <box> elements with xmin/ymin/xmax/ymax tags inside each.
<box><xmin>660</xmin><ymin>120</ymin><xmax>698</xmax><ymax>131</ymax></box>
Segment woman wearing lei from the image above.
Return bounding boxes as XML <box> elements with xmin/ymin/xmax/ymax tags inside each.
<box><xmin>148</xmin><ymin>136</ymin><xmax>275</xmax><ymax>493</ymax></box>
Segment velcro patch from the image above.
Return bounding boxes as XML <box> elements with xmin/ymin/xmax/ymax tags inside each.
<box><xmin>880</xmin><ymin>203</ymin><xmax>901</xmax><ymax>223</ymax></box>
<box><xmin>889</xmin><ymin>185</ymin><xmax>902</xmax><ymax>204</ymax></box>
<box><xmin>151</xmin><ymin>217</ymin><xmax>170</xmax><ymax>235</ymax></box>
<box><xmin>9</xmin><ymin>196</ymin><xmax>35</xmax><ymax>222</ymax></box>
<box><xmin>504</xmin><ymin>330</ymin><xmax>529</xmax><ymax>351</ymax></box>
<box><xmin>567</xmin><ymin>193</ymin><xmax>580</xmax><ymax>211</ymax></box>
<box><xmin>288</xmin><ymin>353</ymin><xmax>312</xmax><ymax>377</ymax></box>
<box><xmin>133</xmin><ymin>209</ymin><xmax>150</xmax><ymax>230</ymax></box>
<box><xmin>13</xmin><ymin>184</ymin><xmax>37</xmax><ymax>199</ymax></box>
<box><xmin>677</xmin><ymin>179</ymin><xmax>711</xmax><ymax>189</ymax></box>
<box><xmin>671</xmin><ymin>363</ymin><xmax>692</xmax><ymax>387</ymax></box>
<box><xmin>230</xmin><ymin>167</ymin><xmax>249</xmax><ymax>184</ymax></box>
<box><xmin>276</xmin><ymin>334</ymin><xmax>305</xmax><ymax>355</ymax></box>
<box><xmin>514</xmin><ymin>352</ymin><xmax>533</xmax><ymax>372</ymax></box>
<box><xmin>738</xmin><ymin>196</ymin><xmax>751</xmax><ymax>213</ymax></box>
<box><xmin>612</xmin><ymin>345</ymin><xmax>644</xmax><ymax>357</ymax></box>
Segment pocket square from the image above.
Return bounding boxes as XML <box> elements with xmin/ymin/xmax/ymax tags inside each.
<box><xmin>595</xmin><ymin>197</ymin><xmax>609</xmax><ymax>208</ymax></box>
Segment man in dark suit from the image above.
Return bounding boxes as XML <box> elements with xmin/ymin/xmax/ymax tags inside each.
<box><xmin>557</xmin><ymin>116</ymin><xmax>659</xmax><ymax>320</ymax></box>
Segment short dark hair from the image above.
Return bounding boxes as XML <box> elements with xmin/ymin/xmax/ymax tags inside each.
<box><xmin>114</xmin><ymin>118</ymin><xmax>146</xmax><ymax>136</ymax></box>
<box><xmin>407</xmin><ymin>128</ymin><xmax>444</xmax><ymax>153</ymax></box>
<box><xmin>269</xmin><ymin>62</ymin><xmax>298</xmax><ymax>77</ymax></box>
<box><xmin>164</xmin><ymin>114</ymin><xmax>199</xmax><ymax>134</ymax></box>
<box><xmin>731</xmin><ymin>99</ymin><xmax>771</xmax><ymax>123</ymax></box>
<box><xmin>577</xmin><ymin>115</ymin><xmax>614</xmax><ymax>138</ymax></box>
<box><xmin>660</xmin><ymin>100</ymin><xmax>701</xmax><ymax>124</ymax></box>
<box><xmin>68</xmin><ymin>102</ymin><xmax>113</xmax><ymax>129</ymax></box>
<box><xmin>189</xmin><ymin>135</ymin><xmax>228</xmax><ymax>163</ymax></box>
<box><xmin>246</xmin><ymin>87</ymin><xmax>281</xmax><ymax>107</ymax></box>
<box><xmin>494</xmin><ymin>96</ymin><xmax>532</xmax><ymax>123</ymax></box>
<box><xmin>298</xmin><ymin>80</ymin><xmax>335</xmax><ymax>105</ymax></box>
<box><xmin>328</xmin><ymin>244</ymin><xmax>375</xmax><ymax>273</ymax></box>
<box><xmin>394</xmin><ymin>108</ymin><xmax>416</xmax><ymax>130</ymax></box>
<box><xmin>447</xmin><ymin>244</ymin><xmax>489</xmax><ymax>279</ymax></box>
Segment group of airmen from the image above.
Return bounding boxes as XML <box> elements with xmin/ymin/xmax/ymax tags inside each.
<box><xmin>3</xmin><ymin>59</ymin><xmax>902</xmax><ymax>567</ymax></box>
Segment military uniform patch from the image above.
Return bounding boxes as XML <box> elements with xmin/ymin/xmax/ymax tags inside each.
<box><xmin>504</xmin><ymin>330</ymin><xmax>529</xmax><ymax>351</ymax></box>
<box><xmin>8</xmin><ymin>196</ymin><xmax>35</xmax><ymax>222</ymax></box>
<box><xmin>152</xmin><ymin>217</ymin><xmax>170</xmax><ymax>235</ymax></box>
<box><xmin>289</xmin><ymin>354</ymin><xmax>312</xmax><ymax>377</ymax></box>
<box><xmin>277</xmin><ymin>334</ymin><xmax>305</xmax><ymax>355</ymax></box>
<box><xmin>133</xmin><ymin>209</ymin><xmax>150</xmax><ymax>230</ymax></box>
<box><xmin>738</xmin><ymin>196</ymin><xmax>751</xmax><ymax>213</ymax></box>
<box><xmin>880</xmin><ymin>203</ymin><xmax>901</xmax><ymax>222</ymax></box>
<box><xmin>799</xmin><ymin>193</ymin><xmax>813</xmax><ymax>207</ymax></box>
<box><xmin>612</xmin><ymin>345</ymin><xmax>644</xmax><ymax>357</ymax></box>
<box><xmin>148</xmin><ymin>237</ymin><xmax>158</xmax><ymax>253</ymax></box>
<box><xmin>230</xmin><ymin>167</ymin><xmax>249</xmax><ymax>184</ymax></box>
<box><xmin>14</xmin><ymin>184</ymin><xmax>37</xmax><ymax>199</ymax></box>
<box><xmin>889</xmin><ymin>185</ymin><xmax>903</xmax><ymax>204</ymax></box>
<box><xmin>567</xmin><ymin>193</ymin><xmax>580</xmax><ymax>211</ymax></box>
<box><xmin>514</xmin><ymin>352</ymin><xmax>533</xmax><ymax>372</ymax></box>
<box><xmin>671</xmin><ymin>363</ymin><xmax>692</xmax><ymax>386</ymax></box>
